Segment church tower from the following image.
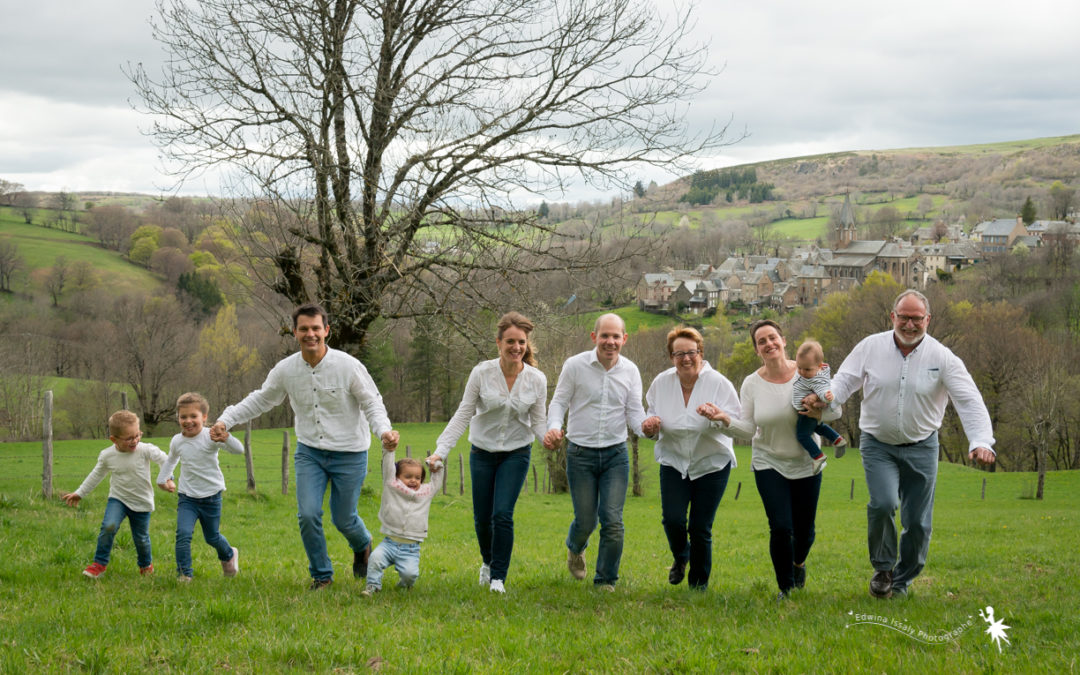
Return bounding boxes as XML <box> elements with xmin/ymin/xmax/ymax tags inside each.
<box><xmin>834</xmin><ymin>194</ymin><xmax>857</xmax><ymax>249</ymax></box>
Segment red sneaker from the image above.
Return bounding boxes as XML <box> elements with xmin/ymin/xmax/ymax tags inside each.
<box><xmin>139</xmin><ymin>564</ymin><xmax>154</xmax><ymax>576</ymax></box>
<box><xmin>83</xmin><ymin>562</ymin><xmax>107</xmax><ymax>578</ymax></box>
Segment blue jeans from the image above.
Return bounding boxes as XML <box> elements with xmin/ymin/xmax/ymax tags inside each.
<box><xmin>565</xmin><ymin>441</ymin><xmax>629</xmax><ymax>585</ymax></box>
<box><xmin>795</xmin><ymin>415</ymin><xmax>841</xmax><ymax>459</ymax></box>
<box><xmin>365</xmin><ymin>538</ymin><xmax>421</xmax><ymax>590</ymax></box>
<box><xmin>94</xmin><ymin>497</ymin><xmax>152</xmax><ymax>568</ymax></box>
<box><xmin>659</xmin><ymin>463</ymin><xmax>730</xmax><ymax>589</ymax></box>
<box><xmin>295</xmin><ymin>442</ymin><xmax>371</xmax><ymax>581</ymax></box>
<box><xmin>753</xmin><ymin>468</ymin><xmax>822</xmax><ymax>593</ymax></box>
<box><xmin>175</xmin><ymin>492</ymin><xmax>233</xmax><ymax>577</ymax></box>
<box><xmin>860</xmin><ymin>432</ymin><xmax>939</xmax><ymax>592</ymax></box>
<box><xmin>470</xmin><ymin>445</ymin><xmax>531</xmax><ymax>582</ymax></box>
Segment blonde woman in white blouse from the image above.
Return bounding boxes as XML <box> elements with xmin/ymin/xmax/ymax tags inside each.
<box><xmin>641</xmin><ymin>326</ymin><xmax>740</xmax><ymax>590</ymax></box>
<box><xmin>430</xmin><ymin>312</ymin><xmax>547</xmax><ymax>593</ymax></box>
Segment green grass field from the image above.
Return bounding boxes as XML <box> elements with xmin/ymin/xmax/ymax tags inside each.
<box><xmin>1</xmin><ymin>423</ymin><xmax>1075</xmax><ymax>672</ymax></box>
<box><xmin>0</xmin><ymin>207</ymin><xmax>160</xmax><ymax>296</ymax></box>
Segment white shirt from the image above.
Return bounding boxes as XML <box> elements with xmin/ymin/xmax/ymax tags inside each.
<box><xmin>156</xmin><ymin>428</ymin><xmax>244</xmax><ymax>498</ymax></box>
<box><xmin>831</xmin><ymin>331</ymin><xmax>995</xmax><ymax>453</ymax></box>
<box><xmin>546</xmin><ymin>349</ymin><xmax>648</xmax><ymax>447</ymax></box>
<box><xmin>74</xmin><ymin>442</ymin><xmax>170</xmax><ymax>512</ymax></box>
<box><xmin>722</xmin><ymin>371</ymin><xmax>840</xmax><ymax>480</ymax></box>
<box><xmin>435</xmin><ymin>359</ymin><xmax>547</xmax><ymax>459</ymax></box>
<box><xmin>645</xmin><ymin>362</ymin><xmax>740</xmax><ymax>479</ymax></box>
<box><xmin>218</xmin><ymin>348</ymin><xmax>392</xmax><ymax>452</ymax></box>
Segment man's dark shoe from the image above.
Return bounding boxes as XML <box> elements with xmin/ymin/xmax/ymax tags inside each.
<box><xmin>869</xmin><ymin>570</ymin><xmax>893</xmax><ymax>598</ymax></box>
<box><xmin>309</xmin><ymin>578</ymin><xmax>333</xmax><ymax>591</ymax></box>
<box><xmin>353</xmin><ymin>543</ymin><xmax>371</xmax><ymax>579</ymax></box>
<box><xmin>668</xmin><ymin>559</ymin><xmax>687</xmax><ymax>585</ymax></box>
<box><xmin>793</xmin><ymin>563</ymin><xmax>806</xmax><ymax>589</ymax></box>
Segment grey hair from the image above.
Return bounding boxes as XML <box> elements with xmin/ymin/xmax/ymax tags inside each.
<box><xmin>893</xmin><ymin>289</ymin><xmax>930</xmax><ymax>315</ymax></box>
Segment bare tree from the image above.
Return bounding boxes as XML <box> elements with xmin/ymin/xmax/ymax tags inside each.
<box><xmin>130</xmin><ymin>0</ymin><xmax>735</xmax><ymax>352</ymax></box>
<box><xmin>0</xmin><ymin>179</ymin><xmax>24</xmax><ymax>206</ymax></box>
<box><xmin>44</xmin><ymin>256</ymin><xmax>70</xmax><ymax>307</ymax></box>
<box><xmin>0</xmin><ymin>240</ymin><xmax>24</xmax><ymax>292</ymax></box>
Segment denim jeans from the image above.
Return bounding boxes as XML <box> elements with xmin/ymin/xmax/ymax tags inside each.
<box><xmin>295</xmin><ymin>442</ymin><xmax>371</xmax><ymax>581</ymax></box>
<box><xmin>565</xmin><ymin>441</ymin><xmax>629</xmax><ymax>585</ymax></box>
<box><xmin>365</xmin><ymin>538</ymin><xmax>421</xmax><ymax>590</ymax></box>
<box><xmin>659</xmin><ymin>463</ymin><xmax>730</xmax><ymax>589</ymax></box>
<box><xmin>795</xmin><ymin>415</ymin><xmax>841</xmax><ymax>459</ymax></box>
<box><xmin>860</xmin><ymin>431</ymin><xmax>939</xmax><ymax>592</ymax></box>
<box><xmin>94</xmin><ymin>497</ymin><xmax>152</xmax><ymax>568</ymax></box>
<box><xmin>753</xmin><ymin>468</ymin><xmax>822</xmax><ymax>593</ymax></box>
<box><xmin>175</xmin><ymin>491</ymin><xmax>233</xmax><ymax>577</ymax></box>
<box><xmin>470</xmin><ymin>445</ymin><xmax>531</xmax><ymax>582</ymax></box>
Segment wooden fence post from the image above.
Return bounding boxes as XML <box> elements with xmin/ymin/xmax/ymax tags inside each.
<box><xmin>734</xmin><ymin>481</ymin><xmax>741</xmax><ymax>500</ymax></box>
<box><xmin>281</xmin><ymin>430</ymin><xmax>290</xmax><ymax>495</ymax></box>
<box><xmin>533</xmin><ymin>466</ymin><xmax>537</xmax><ymax>493</ymax></box>
<box><xmin>981</xmin><ymin>477</ymin><xmax>986</xmax><ymax>500</ymax></box>
<box><xmin>405</xmin><ymin>445</ymin><xmax>411</xmax><ymax>458</ymax></box>
<box><xmin>120</xmin><ymin>392</ymin><xmax>128</xmax><ymax>411</ymax></box>
<box><xmin>850</xmin><ymin>479</ymin><xmax>855</xmax><ymax>500</ymax></box>
<box><xmin>244</xmin><ymin>422</ymin><xmax>256</xmax><ymax>492</ymax></box>
<box><xmin>42</xmin><ymin>390</ymin><xmax>54</xmax><ymax>499</ymax></box>
<box><xmin>459</xmin><ymin>454</ymin><xmax>465</xmax><ymax>496</ymax></box>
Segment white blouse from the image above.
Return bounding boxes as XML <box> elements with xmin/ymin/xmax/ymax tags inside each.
<box><xmin>435</xmin><ymin>359</ymin><xmax>547</xmax><ymax>458</ymax></box>
<box><xmin>645</xmin><ymin>362</ymin><xmax>740</xmax><ymax>480</ymax></box>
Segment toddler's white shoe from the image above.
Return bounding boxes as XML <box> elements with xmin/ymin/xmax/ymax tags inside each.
<box><xmin>489</xmin><ymin>579</ymin><xmax>505</xmax><ymax>593</ymax></box>
<box><xmin>479</xmin><ymin>563</ymin><xmax>491</xmax><ymax>586</ymax></box>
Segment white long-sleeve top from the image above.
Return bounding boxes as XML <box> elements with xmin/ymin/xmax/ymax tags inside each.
<box><xmin>218</xmin><ymin>348</ymin><xmax>392</xmax><ymax>452</ymax></box>
<box><xmin>831</xmin><ymin>331</ymin><xmax>995</xmax><ymax>453</ymax></box>
<box><xmin>435</xmin><ymin>359</ymin><xmax>547</xmax><ymax>459</ymax></box>
<box><xmin>156</xmin><ymin>428</ymin><xmax>244</xmax><ymax>498</ymax></box>
<box><xmin>645</xmin><ymin>362</ymin><xmax>741</xmax><ymax>479</ymax></box>
<box><xmin>74</xmin><ymin>442</ymin><xmax>170</xmax><ymax>512</ymax></box>
<box><xmin>378</xmin><ymin>451</ymin><xmax>445</xmax><ymax>542</ymax></box>
<box><xmin>546</xmin><ymin>350</ymin><xmax>648</xmax><ymax>447</ymax></box>
<box><xmin>721</xmin><ymin>371</ymin><xmax>841</xmax><ymax>480</ymax></box>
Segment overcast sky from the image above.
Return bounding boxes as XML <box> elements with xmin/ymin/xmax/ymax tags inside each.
<box><xmin>1</xmin><ymin>0</ymin><xmax>1078</xmax><ymax>200</ymax></box>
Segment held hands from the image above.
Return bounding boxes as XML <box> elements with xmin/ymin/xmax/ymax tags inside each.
<box><xmin>381</xmin><ymin>430</ymin><xmax>400</xmax><ymax>450</ymax></box>
<box><xmin>696</xmin><ymin>402</ymin><xmax>726</xmax><ymax>424</ymax></box>
<box><xmin>641</xmin><ymin>416</ymin><xmax>661</xmax><ymax>437</ymax></box>
<box><xmin>158</xmin><ymin>479</ymin><xmax>177</xmax><ymax>493</ymax></box>
<box><xmin>969</xmin><ymin>447</ymin><xmax>996</xmax><ymax>465</ymax></box>
<box><xmin>543</xmin><ymin>429</ymin><xmax>564</xmax><ymax>451</ymax></box>
<box><xmin>61</xmin><ymin>492</ymin><xmax>81</xmax><ymax>507</ymax></box>
<box><xmin>209</xmin><ymin>421</ymin><xmax>229</xmax><ymax>442</ymax></box>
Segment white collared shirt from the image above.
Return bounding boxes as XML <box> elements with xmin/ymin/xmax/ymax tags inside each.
<box><xmin>435</xmin><ymin>359</ymin><xmax>547</xmax><ymax>458</ymax></box>
<box><xmin>546</xmin><ymin>349</ymin><xmax>648</xmax><ymax>447</ymax></box>
<box><xmin>156</xmin><ymin>428</ymin><xmax>244</xmax><ymax>498</ymax></box>
<box><xmin>645</xmin><ymin>362</ymin><xmax>740</xmax><ymax>479</ymax></box>
<box><xmin>832</xmin><ymin>331</ymin><xmax>995</xmax><ymax>452</ymax></box>
<box><xmin>75</xmin><ymin>442</ymin><xmax>170</xmax><ymax>512</ymax></box>
<box><xmin>218</xmin><ymin>348</ymin><xmax>392</xmax><ymax>452</ymax></box>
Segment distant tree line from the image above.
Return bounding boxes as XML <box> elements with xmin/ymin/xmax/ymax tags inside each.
<box><xmin>680</xmin><ymin>167</ymin><xmax>775</xmax><ymax>206</ymax></box>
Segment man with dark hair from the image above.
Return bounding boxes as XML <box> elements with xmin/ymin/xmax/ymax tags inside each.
<box><xmin>211</xmin><ymin>303</ymin><xmax>398</xmax><ymax>590</ymax></box>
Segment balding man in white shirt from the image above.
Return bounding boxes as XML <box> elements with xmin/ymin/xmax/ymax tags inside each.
<box><xmin>211</xmin><ymin>303</ymin><xmax>399</xmax><ymax>590</ymax></box>
<box><xmin>544</xmin><ymin>313</ymin><xmax>648</xmax><ymax>590</ymax></box>
<box><xmin>832</xmin><ymin>289</ymin><xmax>995</xmax><ymax>599</ymax></box>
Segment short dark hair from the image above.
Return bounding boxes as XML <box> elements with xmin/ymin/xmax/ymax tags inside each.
<box><xmin>292</xmin><ymin>303</ymin><xmax>328</xmax><ymax>330</ymax></box>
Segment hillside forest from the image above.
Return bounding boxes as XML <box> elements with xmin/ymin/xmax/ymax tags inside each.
<box><xmin>1</xmin><ymin>136</ymin><xmax>1079</xmax><ymax>478</ymax></box>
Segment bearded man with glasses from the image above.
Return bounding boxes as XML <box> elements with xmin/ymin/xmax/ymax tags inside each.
<box><xmin>830</xmin><ymin>289</ymin><xmax>995</xmax><ymax>599</ymax></box>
